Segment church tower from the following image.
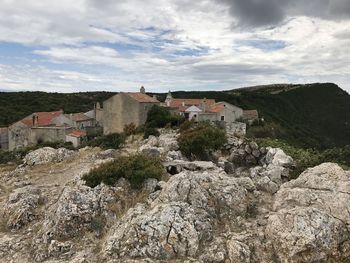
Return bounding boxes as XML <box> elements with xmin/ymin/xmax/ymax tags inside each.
<box><xmin>165</xmin><ymin>90</ymin><xmax>172</xmax><ymax>106</ymax></box>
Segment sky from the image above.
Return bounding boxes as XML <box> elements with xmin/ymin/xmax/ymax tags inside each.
<box><xmin>0</xmin><ymin>0</ymin><xmax>350</xmax><ymax>93</ymax></box>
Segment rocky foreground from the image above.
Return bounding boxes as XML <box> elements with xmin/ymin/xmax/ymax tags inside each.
<box><xmin>0</xmin><ymin>130</ymin><xmax>350</xmax><ymax>263</ymax></box>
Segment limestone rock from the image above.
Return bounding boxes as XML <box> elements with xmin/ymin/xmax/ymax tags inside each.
<box><xmin>158</xmin><ymin>132</ymin><xmax>179</xmax><ymax>152</ymax></box>
<box><xmin>226</xmin><ymin>238</ymin><xmax>251</xmax><ymax>263</ymax></box>
<box><xmin>23</xmin><ymin>147</ymin><xmax>76</xmax><ymax>166</ymax></box>
<box><xmin>266</xmin><ymin>163</ymin><xmax>350</xmax><ymax>262</ymax></box>
<box><xmin>3</xmin><ymin>186</ymin><xmax>41</xmax><ymax>229</ymax></box>
<box><xmin>266</xmin><ymin>207</ymin><xmax>349</xmax><ymax>262</ymax></box>
<box><xmin>265</xmin><ymin>148</ymin><xmax>293</xmax><ymax>167</ymax></box>
<box><xmin>104</xmin><ymin>202</ymin><xmax>211</xmax><ymax>260</ymax></box>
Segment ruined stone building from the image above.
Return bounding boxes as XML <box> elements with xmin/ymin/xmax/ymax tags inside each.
<box><xmin>103</xmin><ymin>87</ymin><xmax>159</xmax><ymax>134</ymax></box>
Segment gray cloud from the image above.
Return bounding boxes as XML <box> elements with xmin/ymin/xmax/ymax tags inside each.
<box><xmin>219</xmin><ymin>0</ymin><xmax>350</xmax><ymax>27</ymax></box>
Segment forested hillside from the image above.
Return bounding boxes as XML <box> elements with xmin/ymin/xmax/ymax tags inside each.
<box><xmin>159</xmin><ymin>83</ymin><xmax>350</xmax><ymax>149</ymax></box>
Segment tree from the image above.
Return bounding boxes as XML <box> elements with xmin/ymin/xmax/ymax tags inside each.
<box><xmin>178</xmin><ymin>122</ymin><xmax>227</xmax><ymax>160</ymax></box>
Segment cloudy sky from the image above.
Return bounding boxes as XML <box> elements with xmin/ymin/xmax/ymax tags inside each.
<box><xmin>0</xmin><ymin>0</ymin><xmax>350</xmax><ymax>93</ymax></box>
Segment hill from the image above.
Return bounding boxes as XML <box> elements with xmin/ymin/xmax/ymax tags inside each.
<box><xmin>159</xmin><ymin>83</ymin><xmax>350</xmax><ymax>149</ymax></box>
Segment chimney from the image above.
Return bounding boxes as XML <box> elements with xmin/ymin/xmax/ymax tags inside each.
<box><xmin>182</xmin><ymin>101</ymin><xmax>185</xmax><ymax>107</ymax></box>
<box><xmin>140</xmin><ymin>86</ymin><xmax>145</xmax><ymax>94</ymax></box>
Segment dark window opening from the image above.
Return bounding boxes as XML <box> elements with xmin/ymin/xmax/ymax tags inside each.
<box><xmin>221</xmin><ymin>116</ymin><xmax>225</xmax><ymax>121</ymax></box>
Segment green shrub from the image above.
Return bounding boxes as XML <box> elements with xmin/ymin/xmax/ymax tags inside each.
<box><xmin>179</xmin><ymin>119</ymin><xmax>195</xmax><ymax>132</ymax></box>
<box><xmin>123</xmin><ymin>123</ymin><xmax>137</xmax><ymax>136</ymax></box>
<box><xmin>83</xmin><ymin>153</ymin><xmax>164</xmax><ymax>189</ymax></box>
<box><xmin>146</xmin><ymin>105</ymin><xmax>182</xmax><ymax>128</ymax></box>
<box><xmin>246</xmin><ymin>122</ymin><xmax>286</xmax><ymax>139</ymax></box>
<box><xmin>178</xmin><ymin>122</ymin><xmax>227</xmax><ymax>160</ymax></box>
<box><xmin>143</xmin><ymin>127</ymin><xmax>160</xmax><ymax>139</ymax></box>
<box><xmin>87</xmin><ymin>133</ymin><xmax>125</xmax><ymax>149</ymax></box>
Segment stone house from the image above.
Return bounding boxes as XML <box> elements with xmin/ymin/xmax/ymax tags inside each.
<box><xmin>66</xmin><ymin>130</ymin><xmax>87</xmax><ymax>147</ymax></box>
<box><xmin>242</xmin><ymin>110</ymin><xmax>259</xmax><ymax>124</ymax></box>
<box><xmin>164</xmin><ymin>91</ymin><xmax>244</xmax><ymax>123</ymax></box>
<box><xmin>8</xmin><ymin>111</ymin><xmax>74</xmax><ymax>150</ymax></box>
<box><xmin>103</xmin><ymin>87</ymin><xmax>159</xmax><ymax>134</ymax></box>
<box><xmin>0</xmin><ymin>127</ymin><xmax>8</xmax><ymax>150</ymax></box>
<box><xmin>65</xmin><ymin>112</ymin><xmax>95</xmax><ymax>129</ymax></box>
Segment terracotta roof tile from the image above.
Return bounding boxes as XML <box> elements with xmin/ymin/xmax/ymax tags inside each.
<box><xmin>243</xmin><ymin>110</ymin><xmax>259</xmax><ymax>120</ymax></box>
<box><xmin>21</xmin><ymin>111</ymin><xmax>63</xmax><ymax>127</ymax></box>
<box><xmin>127</xmin><ymin>92</ymin><xmax>159</xmax><ymax>103</ymax></box>
<box><xmin>66</xmin><ymin>112</ymin><xmax>93</xmax><ymax>122</ymax></box>
<box><xmin>68</xmin><ymin>130</ymin><xmax>87</xmax><ymax>138</ymax></box>
<box><xmin>209</xmin><ymin>104</ymin><xmax>225</xmax><ymax>113</ymax></box>
<box><xmin>168</xmin><ymin>98</ymin><xmax>216</xmax><ymax>112</ymax></box>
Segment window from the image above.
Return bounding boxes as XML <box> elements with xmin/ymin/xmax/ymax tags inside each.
<box><xmin>221</xmin><ymin>116</ymin><xmax>225</xmax><ymax>121</ymax></box>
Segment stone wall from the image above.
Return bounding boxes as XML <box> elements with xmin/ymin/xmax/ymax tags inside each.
<box><xmin>226</xmin><ymin>122</ymin><xmax>246</xmax><ymax>137</ymax></box>
<box><xmin>103</xmin><ymin>93</ymin><xmax>158</xmax><ymax>134</ymax></box>
<box><xmin>0</xmin><ymin>127</ymin><xmax>8</xmax><ymax>150</ymax></box>
<box><xmin>30</xmin><ymin>127</ymin><xmax>72</xmax><ymax>145</ymax></box>
<box><xmin>8</xmin><ymin>122</ymin><xmax>31</xmax><ymax>151</ymax></box>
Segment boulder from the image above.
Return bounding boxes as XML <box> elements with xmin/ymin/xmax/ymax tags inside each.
<box><xmin>23</xmin><ymin>147</ymin><xmax>76</xmax><ymax>166</ymax></box>
<box><xmin>266</xmin><ymin>163</ymin><xmax>350</xmax><ymax>262</ymax></box>
<box><xmin>104</xmin><ymin>202</ymin><xmax>211</xmax><ymax>260</ymax></box>
<box><xmin>3</xmin><ymin>186</ymin><xmax>41</xmax><ymax>229</ymax></box>
<box><xmin>265</xmin><ymin>148</ymin><xmax>293</xmax><ymax>167</ymax></box>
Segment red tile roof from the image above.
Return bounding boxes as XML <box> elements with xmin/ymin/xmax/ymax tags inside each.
<box><xmin>209</xmin><ymin>103</ymin><xmax>225</xmax><ymax>113</ymax></box>
<box><xmin>66</xmin><ymin>113</ymin><xmax>93</xmax><ymax>122</ymax></box>
<box><xmin>243</xmin><ymin>110</ymin><xmax>259</xmax><ymax>120</ymax></box>
<box><xmin>68</xmin><ymin>130</ymin><xmax>87</xmax><ymax>138</ymax></box>
<box><xmin>168</xmin><ymin>98</ymin><xmax>216</xmax><ymax>112</ymax></box>
<box><xmin>21</xmin><ymin>111</ymin><xmax>63</xmax><ymax>127</ymax></box>
<box><xmin>127</xmin><ymin>92</ymin><xmax>159</xmax><ymax>103</ymax></box>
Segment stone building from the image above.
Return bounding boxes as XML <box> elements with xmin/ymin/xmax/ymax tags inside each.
<box><xmin>103</xmin><ymin>87</ymin><xmax>159</xmax><ymax>134</ymax></box>
<box><xmin>65</xmin><ymin>112</ymin><xmax>95</xmax><ymax>129</ymax></box>
<box><xmin>0</xmin><ymin>127</ymin><xmax>8</xmax><ymax>150</ymax></box>
<box><xmin>164</xmin><ymin>91</ymin><xmax>244</xmax><ymax>123</ymax></box>
<box><xmin>66</xmin><ymin>130</ymin><xmax>87</xmax><ymax>147</ymax></box>
<box><xmin>8</xmin><ymin>111</ymin><xmax>74</xmax><ymax>150</ymax></box>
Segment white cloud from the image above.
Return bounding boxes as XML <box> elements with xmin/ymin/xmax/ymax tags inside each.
<box><xmin>0</xmin><ymin>0</ymin><xmax>349</xmax><ymax>93</ymax></box>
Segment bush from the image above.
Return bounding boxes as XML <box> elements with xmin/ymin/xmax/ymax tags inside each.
<box><xmin>179</xmin><ymin>119</ymin><xmax>195</xmax><ymax>132</ymax></box>
<box><xmin>83</xmin><ymin>153</ymin><xmax>164</xmax><ymax>189</ymax></box>
<box><xmin>123</xmin><ymin>123</ymin><xmax>137</xmax><ymax>136</ymax></box>
<box><xmin>146</xmin><ymin>105</ymin><xmax>182</xmax><ymax>128</ymax></box>
<box><xmin>87</xmin><ymin>133</ymin><xmax>125</xmax><ymax>149</ymax></box>
<box><xmin>143</xmin><ymin>127</ymin><xmax>160</xmax><ymax>139</ymax></box>
<box><xmin>178</xmin><ymin>122</ymin><xmax>227</xmax><ymax>160</ymax></box>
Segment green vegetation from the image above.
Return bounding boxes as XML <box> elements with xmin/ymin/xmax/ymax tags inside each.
<box><xmin>143</xmin><ymin>127</ymin><xmax>160</xmax><ymax>139</ymax></box>
<box><xmin>123</xmin><ymin>123</ymin><xmax>137</xmax><ymax>136</ymax></box>
<box><xmin>86</xmin><ymin>133</ymin><xmax>125</xmax><ymax>149</ymax></box>
<box><xmin>178</xmin><ymin>122</ymin><xmax>227</xmax><ymax>160</ymax></box>
<box><xmin>0</xmin><ymin>141</ymin><xmax>74</xmax><ymax>164</ymax></box>
<box><xmin>145</xmin><ymin>105</ymin><xmax>183</xmax><ymax>128</ymax></box>
<box><xmin>160</xmin><ymin>83</ymin><xmax>350</xmax><ymax>149</ymax></box>
<box><xmin>82</xmin><ymin>153</ymin><xmax>164</xmax><ymax>189</ymax></box>
<box><xmin>257</xmin><ymin>138</ymin><xmax>350</xmax><ymax>177</ymax></box>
